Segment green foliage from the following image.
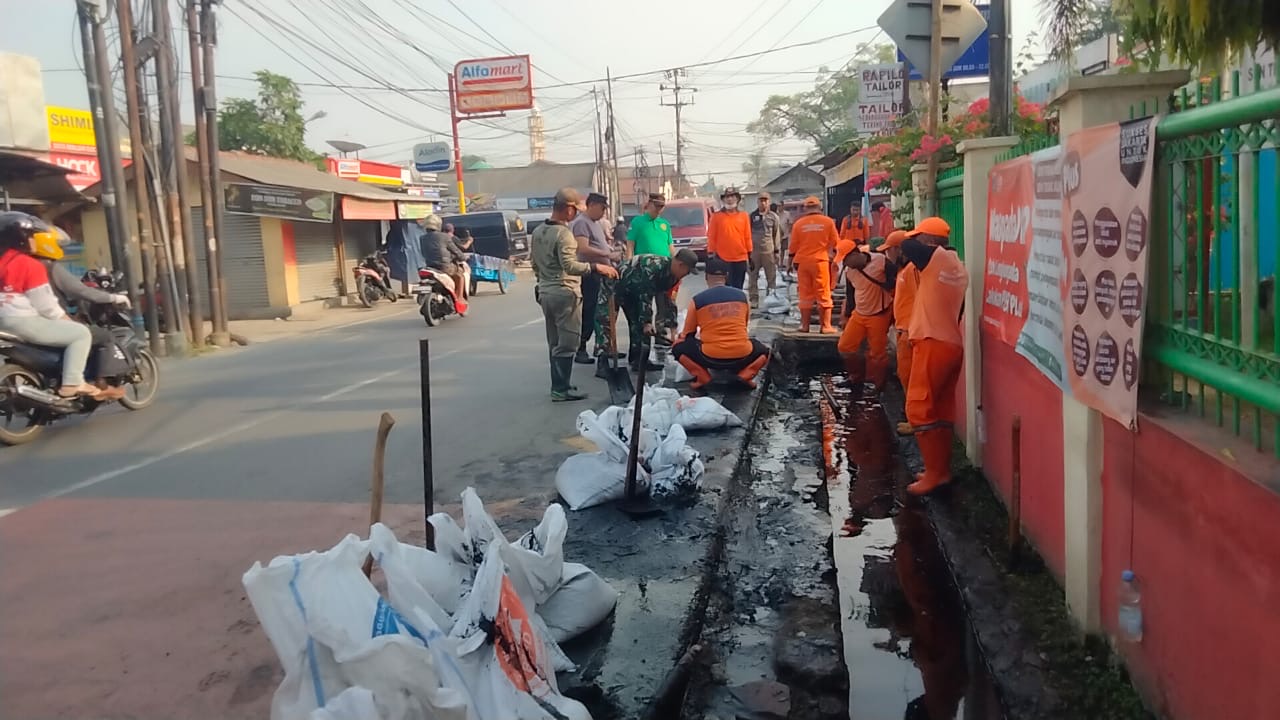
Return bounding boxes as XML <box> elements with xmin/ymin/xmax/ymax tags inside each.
<box><xmin>1117</xmin><ymin>0</ymin><xmax>1280</xmax><ymax>69</ymax></box>
<box><xmin>746</xmin><ymin>43</ymin><xmax>898</xmax><ymax>155</ymax></box>
<box><xmin>216</xmin><ymin>70</ymin><xmax>321</xmax><ymax>163</ymax></box>
<box><xmin>741</xmin><ymin>149</ymin><xmax>769</xmax><ymax>189</ymax></box>
<box><xmin>1041</xmin><ymin>0</ymin><xmax>1127</xmax><ymax>61</ymax></box>
<box><xmin>460</xmin><ymin>154</ymin><xmax>487</xmax><ymax>169</ymax></box>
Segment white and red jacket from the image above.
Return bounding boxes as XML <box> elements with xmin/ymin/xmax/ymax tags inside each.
<box><xmin>0</xmin><ymin>249</ymin><xmax>67</xmax><ymax>320</ymax></box>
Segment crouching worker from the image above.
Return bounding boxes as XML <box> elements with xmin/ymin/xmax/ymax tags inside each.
<box><xmin>837</xmin><ymin>242</ymin><xmax>896</xmax><ymax>394</ymax></box>
<box><xmin>672</xmin><ymin>282</ymin><xmax>769</xmax><ymax>390</ymax></box>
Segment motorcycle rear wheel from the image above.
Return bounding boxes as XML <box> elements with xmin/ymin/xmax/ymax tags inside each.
<box><xmin>0</xmin><ymin>363</ymin><xmax>46</xmax><ymax>446</ymax></box>
<box><xmin>120</xmin><ymin>350</ymin><xmax>160</xmax><ymax>410</ymax></box>
<box><xmin>356</xmin><ymin>277</ymin><xmax>378</xmax><ymax>308</ymax></box>
<box><xmin>422</xmin><ymin>295</ymin><xmax>441</xmax><ymax>326</ymax></box>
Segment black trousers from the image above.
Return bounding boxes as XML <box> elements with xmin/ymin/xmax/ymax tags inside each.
<box><xmin>725</xmin><ymin>260</ymin><xmax>749</xmax><ymax>289</ymax></box>
<box><xmin>672</xmin><ymin>336</ymin><xmax>769</xmax><ymax>373</ymax></box>
<box><xmin>579</xmin><ymin>272</ymin><xmax>601</xmax><ymax>351</ymax></box>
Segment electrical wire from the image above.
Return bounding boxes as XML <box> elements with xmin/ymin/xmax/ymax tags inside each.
<box><xmin>735</xmin><ymin>0</ymin><xmax>830</xmax><ymax>75</ymax></box>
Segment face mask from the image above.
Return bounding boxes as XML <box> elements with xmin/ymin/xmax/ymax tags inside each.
<box><xmin>725</xmin><ymin>199</ymin><xmax>739</xmax><ymax>210</ymax></box>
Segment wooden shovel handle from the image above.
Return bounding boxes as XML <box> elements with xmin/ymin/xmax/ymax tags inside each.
<box><xmin>363</xmin><ymin>412</ymin><xmax>396</xmax><ymax>578</ymax></box>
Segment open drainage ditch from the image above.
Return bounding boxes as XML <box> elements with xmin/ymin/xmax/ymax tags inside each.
<box><xmin>680</xmin><ymin>368</ymin><xmax>1006</xmax><ymax>720</ymax></box>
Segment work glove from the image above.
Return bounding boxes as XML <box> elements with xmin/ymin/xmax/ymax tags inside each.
<box><xmin>111</xmin><ymin>294</ymin><xmax>131</xmax><ymax>309</ymax></box>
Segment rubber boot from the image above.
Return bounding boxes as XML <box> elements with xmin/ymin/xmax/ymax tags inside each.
<box><xmin>574</xmin><ymin>347</ymin><xmax>594</xmax><ymax>364</ymax></box>
<box><xmin>677</xmin><ymin>355</ymin><xmax>712</xmax><ymax>389</ymax></box>
<box><xmin>629</xmin><ymin>347</ymin><xmax>663</xmax><ymax>372</ymax></box>
<box><xmin>907</xmin><ymin>428</ymin><xmax>953</xmax><ymax>495</ymax></box>
<box><xmin>551</xmin><ymin>357</ymin><xmax>588</xmax><ymax>402</ymax></box>
<box><xmin>735</xmin><ymin>354</ymin><xmax>769</xmax><ymax>389</ymax></box>
<box><xmin>595</xmin><ymin>354</ymin><xmax>611</xmax><ymax>379</ymax></box>
<box><xmin>798</xmin><ymin>304</ymin><xmax>812</xmax><ymax>333</ymax></box>
<box><xmin>819</xmin><ymin>307</ymin><xmax>837</xmax><ymax>334</ymax></box>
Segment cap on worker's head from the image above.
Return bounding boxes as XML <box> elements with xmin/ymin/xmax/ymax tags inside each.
<box><xmin>553</xmin><ymin>187</ymin><xmax>585</xmax><ymax>210</ymax></box>
<box><xmin>906</xmin><ymin>216</ymin><xmax>951</xmax><ymax>239</ymax></box>
<box><xmin>802</xmin><ymin>195</ymin><xmax>822</xmax><ymax>208</ymax></box>
<box><xmin>704</xmin><ymin>254</ymin><xmax>730</xmax><ymax>276</ymax></box>
<box><xmin>585</xmin><ymin>192</ymin><xmax>609</xmax><ymax>207</ymax></box>
<box><xmin>420</xmin><ymin>214</ymin><xmax>443</xmax><ymax>231</ymax></box>
<box><xmin>882</xmin><ymin>229</ymin><xmax>910</xmax><ymax>248</ymax></box>
<box><xmin>673</xmin><ymin>248</ymin><xmax>701</xmax><ymax>272</ymax></box>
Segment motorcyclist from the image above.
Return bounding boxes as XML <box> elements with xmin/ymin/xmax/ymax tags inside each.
<box><xmin>34</xmin><ymin>228</ymin><xmax>132</xmax><ymax>399</ymax></box>
<box><xmin>418</xmin><ymin>214</ymin><xmax>467</xmax><ymax>301</ymax></box>
<box><xmin>0</xmin><ymin>212</ymin><xmax>100</xmax><ymax>399</ymax></box>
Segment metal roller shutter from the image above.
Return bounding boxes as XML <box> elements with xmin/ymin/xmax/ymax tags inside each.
<box><xmin>189</xmin><ymin>207</ymin><xmax>269</xmax><ymax>319</ymax></box>
<box><xmin>342</xmin><ymin>220</ymin><xmax>379</xmax><ymax>265</ymax></box>
<box><xmin>292</xmin><ymin>220</ymin><xmax>340</xmax><ymax>302</ymax></box>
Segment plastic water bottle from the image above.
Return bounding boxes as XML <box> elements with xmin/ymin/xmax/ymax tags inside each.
<box><xmin>1118</xmin><ymin>570</ymin><xmax>1143</xmax><ymax>642</ymax></box>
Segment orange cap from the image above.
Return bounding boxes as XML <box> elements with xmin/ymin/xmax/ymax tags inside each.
<box><xmin>906</xmin><ymin>216</ymin><xmax>951</xmax><ymax>238</ymax></box>
<box><xmin>802</xmin><ymin>195</ymin><xmax>822</xmax><ymax>208</ymax></box>
<box><xmin>882</xmin><ymin>229</ymin><xmax>909</xmax><ymax>248</ymax></box>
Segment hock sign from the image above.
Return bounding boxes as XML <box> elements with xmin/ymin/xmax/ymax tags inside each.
<box><xmin>453</xmin><ymin>55</ymin><xmax>534</xmax><ymax>114</ymax></box>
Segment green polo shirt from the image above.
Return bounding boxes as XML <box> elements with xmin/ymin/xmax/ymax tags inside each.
<box><xmin>627</xmin><ymin>214</ymin><xmax>673</xmax><ymax>257</ymax></box>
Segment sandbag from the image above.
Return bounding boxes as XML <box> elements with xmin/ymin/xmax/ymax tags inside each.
<box><xmin>308</xmin><ymin>687</ymin><xmax>379</xmax><ymax>720</ymax></box>
<box><xmin>538</xmin><ymin>563</ymin><xmax>619</xmax><ymax>643</ymax></box>
<box><xmin>554</xmin><ymin>452</ymin><xmax>630</xmax><ymax>511</ymax></box>
<box><xmin>672</xmin><ymin>396</ymin><xmax>743</xmax><ymax>430</ymax></box>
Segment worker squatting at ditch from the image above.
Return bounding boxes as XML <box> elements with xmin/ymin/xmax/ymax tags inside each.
<box><xmin>672</xmin><ymin>256</ymin><xmax>771</xmax><ymax>390</ymax></box>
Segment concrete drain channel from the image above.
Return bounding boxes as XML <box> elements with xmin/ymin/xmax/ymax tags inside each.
<box><xmin>678</xmin><ymin>368</ymin><xmax>1006</xmax><ymax>719</ymax></box>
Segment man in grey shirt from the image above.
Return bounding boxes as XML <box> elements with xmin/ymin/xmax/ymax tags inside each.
<box><xmin>530</xmin><ymin>187</ymin><xmax>618</xmax><ymax>401</ymax></box>
<box><xmin>571</xmin><ymin>192</ymin><xmax>618</xmax><ymax>364</ymax></box>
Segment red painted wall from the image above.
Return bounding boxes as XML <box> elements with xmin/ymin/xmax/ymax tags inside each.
<box><xmin>979</xmin><ymin>331</ymin><xmax>1067</xmax><ymax>578</ymax></box>
<box><xmin>1101</xmin><ymin>415</ymin><xmax>1280</xmax><ymax>720</ymax></box>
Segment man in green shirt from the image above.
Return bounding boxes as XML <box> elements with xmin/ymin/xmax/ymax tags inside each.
<box><xmin>530</xmin><ymin>187</ymin><xmax>619</xmax><ymax>401</ymax></box>
<box><xmin>627</xmin><ymin>193</ymin><xmax>675</xmax><ymax>257</ymax></box>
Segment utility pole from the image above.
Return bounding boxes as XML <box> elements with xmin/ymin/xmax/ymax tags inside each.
<box><xmin>925</xmin><ymin>0</ymin><xmax>944</xmax><ymax>216</ymax></box>
<box><xmin>155</xmin><ymin>0</ymin><xmax>201</xmax><ymax>346</ymax></box>
<box><xmin>592</xmin><ymin>88</ymin><xmax>603</xmax><ymax>190</ymax></box>
<box><xmin>200</xmin><ymin>0</ymin><xmax>230</xmax><ymax>345</ymax></box>
<box><xmin>660</xmin><ymin>68</ymin><xmax>696</xmax><ymax>188</ymax></box>
<box><xmin>605</xmin><ymin>68</ymin><xmax>621</xmax><ymax>213</ymax></box>
<box><xmin>77</xmin><ymin>0</ymin><xmax>142</xmax><ymax>319</ymax></box>
<box><xmin>117</xmin><ymin>0</ymin><xmax>163</xmax><ymax>354</ymax></box>
<box><xmin>658</xmin><ymin>142</ymin><xmax>667</xmax><ymax>190</ymax></box>
<box><xmin>988</xmin><ymin>0</ymin><xmax>1012</xmax><ymax>136</ymax></box>
<box><xmin>187</xmin><ymin>0</ymin><xmax>222</xmax><ymax>345</ymax></box>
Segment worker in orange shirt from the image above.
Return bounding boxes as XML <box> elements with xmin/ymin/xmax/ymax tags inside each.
<box><xmin>837</xmin><ymin>241</ymin><xmax>897</xmax><ymax>394</ymax></box>
<box><xmin>707</xmin><ymin>187</ymin><xmax>752</xmax><ymax>289</ymax></box>
<box><xmin>786</xmin><ymin>196</ymin><xmax>839</xmax><ymax>334</ymax></box>
<box><xmin>881</xmin><ymin>230</ymin><xmax>919</xmax><ymax>435</ymax></box>
<box><xmin>840</xmin><ymin>202</ymin><xmax>872</xmax><ymax>244</ymax></box>
<box><xmin>672</xmin><ymin>280</ymin><xmax>770</xmax><ymax>390</ymax></box>
<box><xmin>899</xmin><ymin>217</ymin><xmax>968</xmax><ymax>496</ymax></box>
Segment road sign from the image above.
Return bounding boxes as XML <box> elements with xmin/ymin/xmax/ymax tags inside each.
<box><xmin>877</xmin><ymin>0</ymin><xmax>988</xmax><ymax>82</ymax></box>
<box><xmin>413</xmin><ymin>142</ymin><xmax>452</xmax><ymax>172</ymax></box>
<box><xmin>453</xmin><ymin>55</ymin><xmax>534</xmax><ymax>114</ymax></box>
<box><xmin>855</xmin><ymin>64</ymin><xmax>907</xmax><ymax>135</ymax></box>
<box><xmin>898</xmin><ymin>4</ymin><xmax>990</xmax><ymax>80</ymax></box>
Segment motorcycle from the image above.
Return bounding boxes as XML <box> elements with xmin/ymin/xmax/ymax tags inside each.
<box><xmin>413</xmin><ymin>267</ymin><xmax>468</xmax><ymax>326</ymax></box>
<box><xmin>81</xmin><ymin>267</ymin><xmax>166</xmax><ymax>330</ymax></box>
<box><xmin>0</xmin><ymin>301</ymin><xmax>160</xmax><ymax>445</ymax></box>
<box><xmin>353</xmin><ymin>251</ymin><xmax>397</xmax><ymax>308</ymax></box>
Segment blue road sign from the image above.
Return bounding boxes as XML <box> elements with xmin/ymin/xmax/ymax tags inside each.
<box><xmin>898</xmin><ymin>4</ymin><xmax>991</xmax><ymax>81</ymax></box>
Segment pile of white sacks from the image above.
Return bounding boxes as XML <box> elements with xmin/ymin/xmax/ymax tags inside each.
<box><xmin>554</xmin><ymin>385</ymin><xmax>742</xmax><ymax>511</ymax></box>
<box><xmin>243</xmin><ymin>489</ymin><xmax>618</xmax><ymax>720</ymax></box>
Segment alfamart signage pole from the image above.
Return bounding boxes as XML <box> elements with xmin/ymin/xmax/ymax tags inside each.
<box><xmin>448</xmin><ymin>55</ymin><xmax>535</xmax><ymax>214</ymax></box>
<box><xmin>447</xmin><ymin>73</ymin><xmax>468</xmax><ymax>214</ymax></box>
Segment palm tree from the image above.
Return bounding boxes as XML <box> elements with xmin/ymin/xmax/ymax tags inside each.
<box><xmin>741</xmin><ymin>150</ymin><xmax>768</xmax><ymax>190</ymax></box>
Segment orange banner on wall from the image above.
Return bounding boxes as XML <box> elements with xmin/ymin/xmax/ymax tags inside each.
<box><xmin>341</xmin><ymin>197</ymin><xmax>396</xmax><ymax>220</ymax></box>
<box><xmin>982</xmin><ymin>117</ymin><xmax>1157</xmax><ymax>428</ymax></box>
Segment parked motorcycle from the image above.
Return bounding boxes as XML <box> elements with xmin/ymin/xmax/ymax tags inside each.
<box><xmin>413</xmin><ymin>267</ymin><xmax>467</xmax><ymax>326</ymax></box>
<box><xmin>353</xmin><ymin>251</ymin><xmax>396</xmax><ymax>308</ymax></box>
<box><xmin>0</xmin><ymin>301</ymin><xmax>160</xmax><ymax>445</ymax></box>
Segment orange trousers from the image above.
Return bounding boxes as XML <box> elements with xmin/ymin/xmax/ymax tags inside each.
<box><xmin>896</xmin><ymin>329</ymin><xmax>912</xmax><ymax>390</ymax></box>
<box><xmin>796</xmin><ymin>261</ymin><xmax>833</xmax><ymax>309</ymax></box>
<box><xmin>838</xmin><ymin>311</ymin><xmax>892</xmax><ymax>386</ymax></box>
<box><xmin>905</xmin><ymin>338</ymin><xmax>963</xmax><ymax>429</ymax></box>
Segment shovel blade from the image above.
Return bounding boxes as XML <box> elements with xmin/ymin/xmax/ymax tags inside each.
<box><xmin>607</xmin><ymin>369</ymin><xmax>635</xmax><ymax>405</ymax></box>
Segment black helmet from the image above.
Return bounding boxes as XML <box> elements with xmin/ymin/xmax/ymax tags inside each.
<box><xmin>0</xmin><ymin>211</ymin><xmax>54</xmax><ymax>254</ymax></box>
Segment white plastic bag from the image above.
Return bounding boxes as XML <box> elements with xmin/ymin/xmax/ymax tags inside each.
<box><xmin>672</xmin><ymin>396</ymin><xmax>743</xmax><ymax>431</ymax></box>
<box><xmin>308</xmin><ymin>687</ymin><xmax>380</xmax><ymax>720</ymax></box>
<box><xmin>554</xmin><ymin>452</ymin><xmax>629</xmax><ymax>511</ymax></box>
<box><xmin>664</xmin><ymin>353</ymin><xmax>694</xmax><ymax>384</ymax></box>
<box><xmin>761</xmin><ymin>288</ymin><xmax>790</xmax><ymax>315</ymax></box>
<box><xmin>538</xmin><ymin>563</ymin><xmax>619</xmax><ymax>643</ymax></box>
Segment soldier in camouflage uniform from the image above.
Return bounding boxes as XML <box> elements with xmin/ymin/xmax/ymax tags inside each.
<box><xmin>595</xmin><ymin>248</ymin><xmax>700</xmax><ymax>373</ymax></box>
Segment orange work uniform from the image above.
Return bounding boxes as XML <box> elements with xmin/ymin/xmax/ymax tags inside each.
<box><xmin>788</xmin><ymin>212</ymin><xmax>839</xmax><ymax>314</ymax></box>
<box><xmin>840</xmin><ymin>215</ymin><xmax>871</xmax><ymax>244</ymax></box>
<box><xmin>707</xmin><ymin>210</ymin><xmax>752</xmax><ymax>263</ymax></box>
<box><xmin>905</xmin><ymin>245</ymin><xmax>968</xmax><ymax>492</ymax></box>
<box><xmin>672</xmin><ymin>285</ymin><xmax>769</xmax><ymax>388</ymax></box>
<box><xmin>837</xmin><ymin>251</ymin><xmax>895</xmax><ymax>388</ymax></box>
<box><xmin>894</xmin><ymin>263</ymin><xmax>921</xmax><ymax>390</ymax></box>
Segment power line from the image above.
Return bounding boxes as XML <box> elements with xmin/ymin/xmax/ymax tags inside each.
<box><xmin>736</xmin><ymin>0</ymin><xmax>831</xmax><ymax>75</ymax></box>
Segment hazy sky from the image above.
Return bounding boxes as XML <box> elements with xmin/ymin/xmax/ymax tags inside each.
<box><xmin>5</xmin><ymin>0</ymin><xmax>1047</xmax><ymax>184</ymax></box>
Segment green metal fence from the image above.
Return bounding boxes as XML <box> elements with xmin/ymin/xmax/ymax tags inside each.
<box><xmin>995</xmin><ymin>133</ymin><xmax>1060</xmax><ymax>163</ymax></box>
<box><xmin>1144</xmin><ymin>80</ymin><xmax>1280</xmax><ymax>456</ymax></box>
<box><xmin>937</xmin><ymin>165</ymin><xmax>965</xmax><ymax>259</ymax></box>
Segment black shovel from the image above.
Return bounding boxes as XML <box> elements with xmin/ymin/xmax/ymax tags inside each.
<box><xmin>605</xmin><ymin>299</ymin><xmax>635</xmax><ymax>405</ymax></box>
<box><xmin>619</xmin><ymin>338</ymin><xmax>662</xmax><ymax>519</ymax></box>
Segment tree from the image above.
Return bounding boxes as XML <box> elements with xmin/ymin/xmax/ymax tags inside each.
<box><xmin>747</xmin><ymin>43</ymin><xmax>897</xmax><ymax>155</ymax></box>
<box><xmin>216</xmin><ymin>70</ymin><xmax>321</xmax><ymax>163</ymax></box>
<box><xmin>741</xmin><ymin>149</ymin><xmax>769</xmax><ymax>189</ymax></box>
<box><xmin>1040</xmin><ymin>0</ymin><xmax>1126</xmax><ymax>61</ymax></box>
<box><xmin>461</xmin><ymin>154</ymin><xmax>487</xmax><ymax>169</ymax></box>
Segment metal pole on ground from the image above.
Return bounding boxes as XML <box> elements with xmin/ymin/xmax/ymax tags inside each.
<box><xmin>420</xmin><ymin>338</ymin><xmax>435</xmax><ymax>550</ymax></box>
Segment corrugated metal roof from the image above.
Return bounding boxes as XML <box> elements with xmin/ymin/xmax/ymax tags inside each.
<box><xmin>195</xmin><ymin>149</ymin><xmax>404</xmax><ymax>201</ymax></box>
<box><xmin>448</xmin><ymin>161</ymin><xmax>597</xmax><ymax>198</ymax></box>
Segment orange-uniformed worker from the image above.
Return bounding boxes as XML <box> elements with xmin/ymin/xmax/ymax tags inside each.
<box><xmin>787</xmin><ymin>196</ymin><xmax>839</xmax><ymax>334</ymax></box>
<box><xmin>900</xmin><ymin>217</ymin><xmax>968</xmax><ymax>496</ymax></box>
<box><xmin>837</xmin><ymin>243</ymin><xmax>897</xmax><ymax>393</ymax></box>
<box><xmin>839</xmin><ymin>202</ymin><xmax>872</xmax><ymax>244</ymax></box>
<box><xmin>882</xmin><ymin>230</ymin><xmax>919</xmax><ymax>435</ymax></box>
<box><xmin>672</xmin><ymin>283</ymin><xmax>770</xmax><ymax>390</ymax></box>
<box><xmin>707</xmin><ymin>187</ymin><xmax>753</xmax><ymax>289</ymax></box>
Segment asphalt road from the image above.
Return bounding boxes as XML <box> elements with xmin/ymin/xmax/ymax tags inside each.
<box><xmin>0</xmin><ymin>272</ymin><xmax>703</xmax><ymax>513</ymax></box>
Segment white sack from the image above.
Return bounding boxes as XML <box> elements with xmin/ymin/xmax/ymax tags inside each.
<box><xmin>554</xmin><ymin>452</ymin><xmax>629</xmax><ymax>511</ymax></box>
<box><xmin>538</xmin><ymin>563</ymin><xmax>619</xmax><ymax>644</ymax></box>
<box><xmin>308</xmin><ymin>687</ymin><xmax>381</xmax><ymax>720</ymax></box>
<box><xmin>672</xmin><ymin>396</ymin><xmax>743</xmax><ymax>431</ymax></box>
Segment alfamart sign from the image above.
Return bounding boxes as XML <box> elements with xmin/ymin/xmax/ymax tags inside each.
<box><xmin>454</xmin><ymin>55</ymin><xmax>534</xmax><ymax>114</ymax></box>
